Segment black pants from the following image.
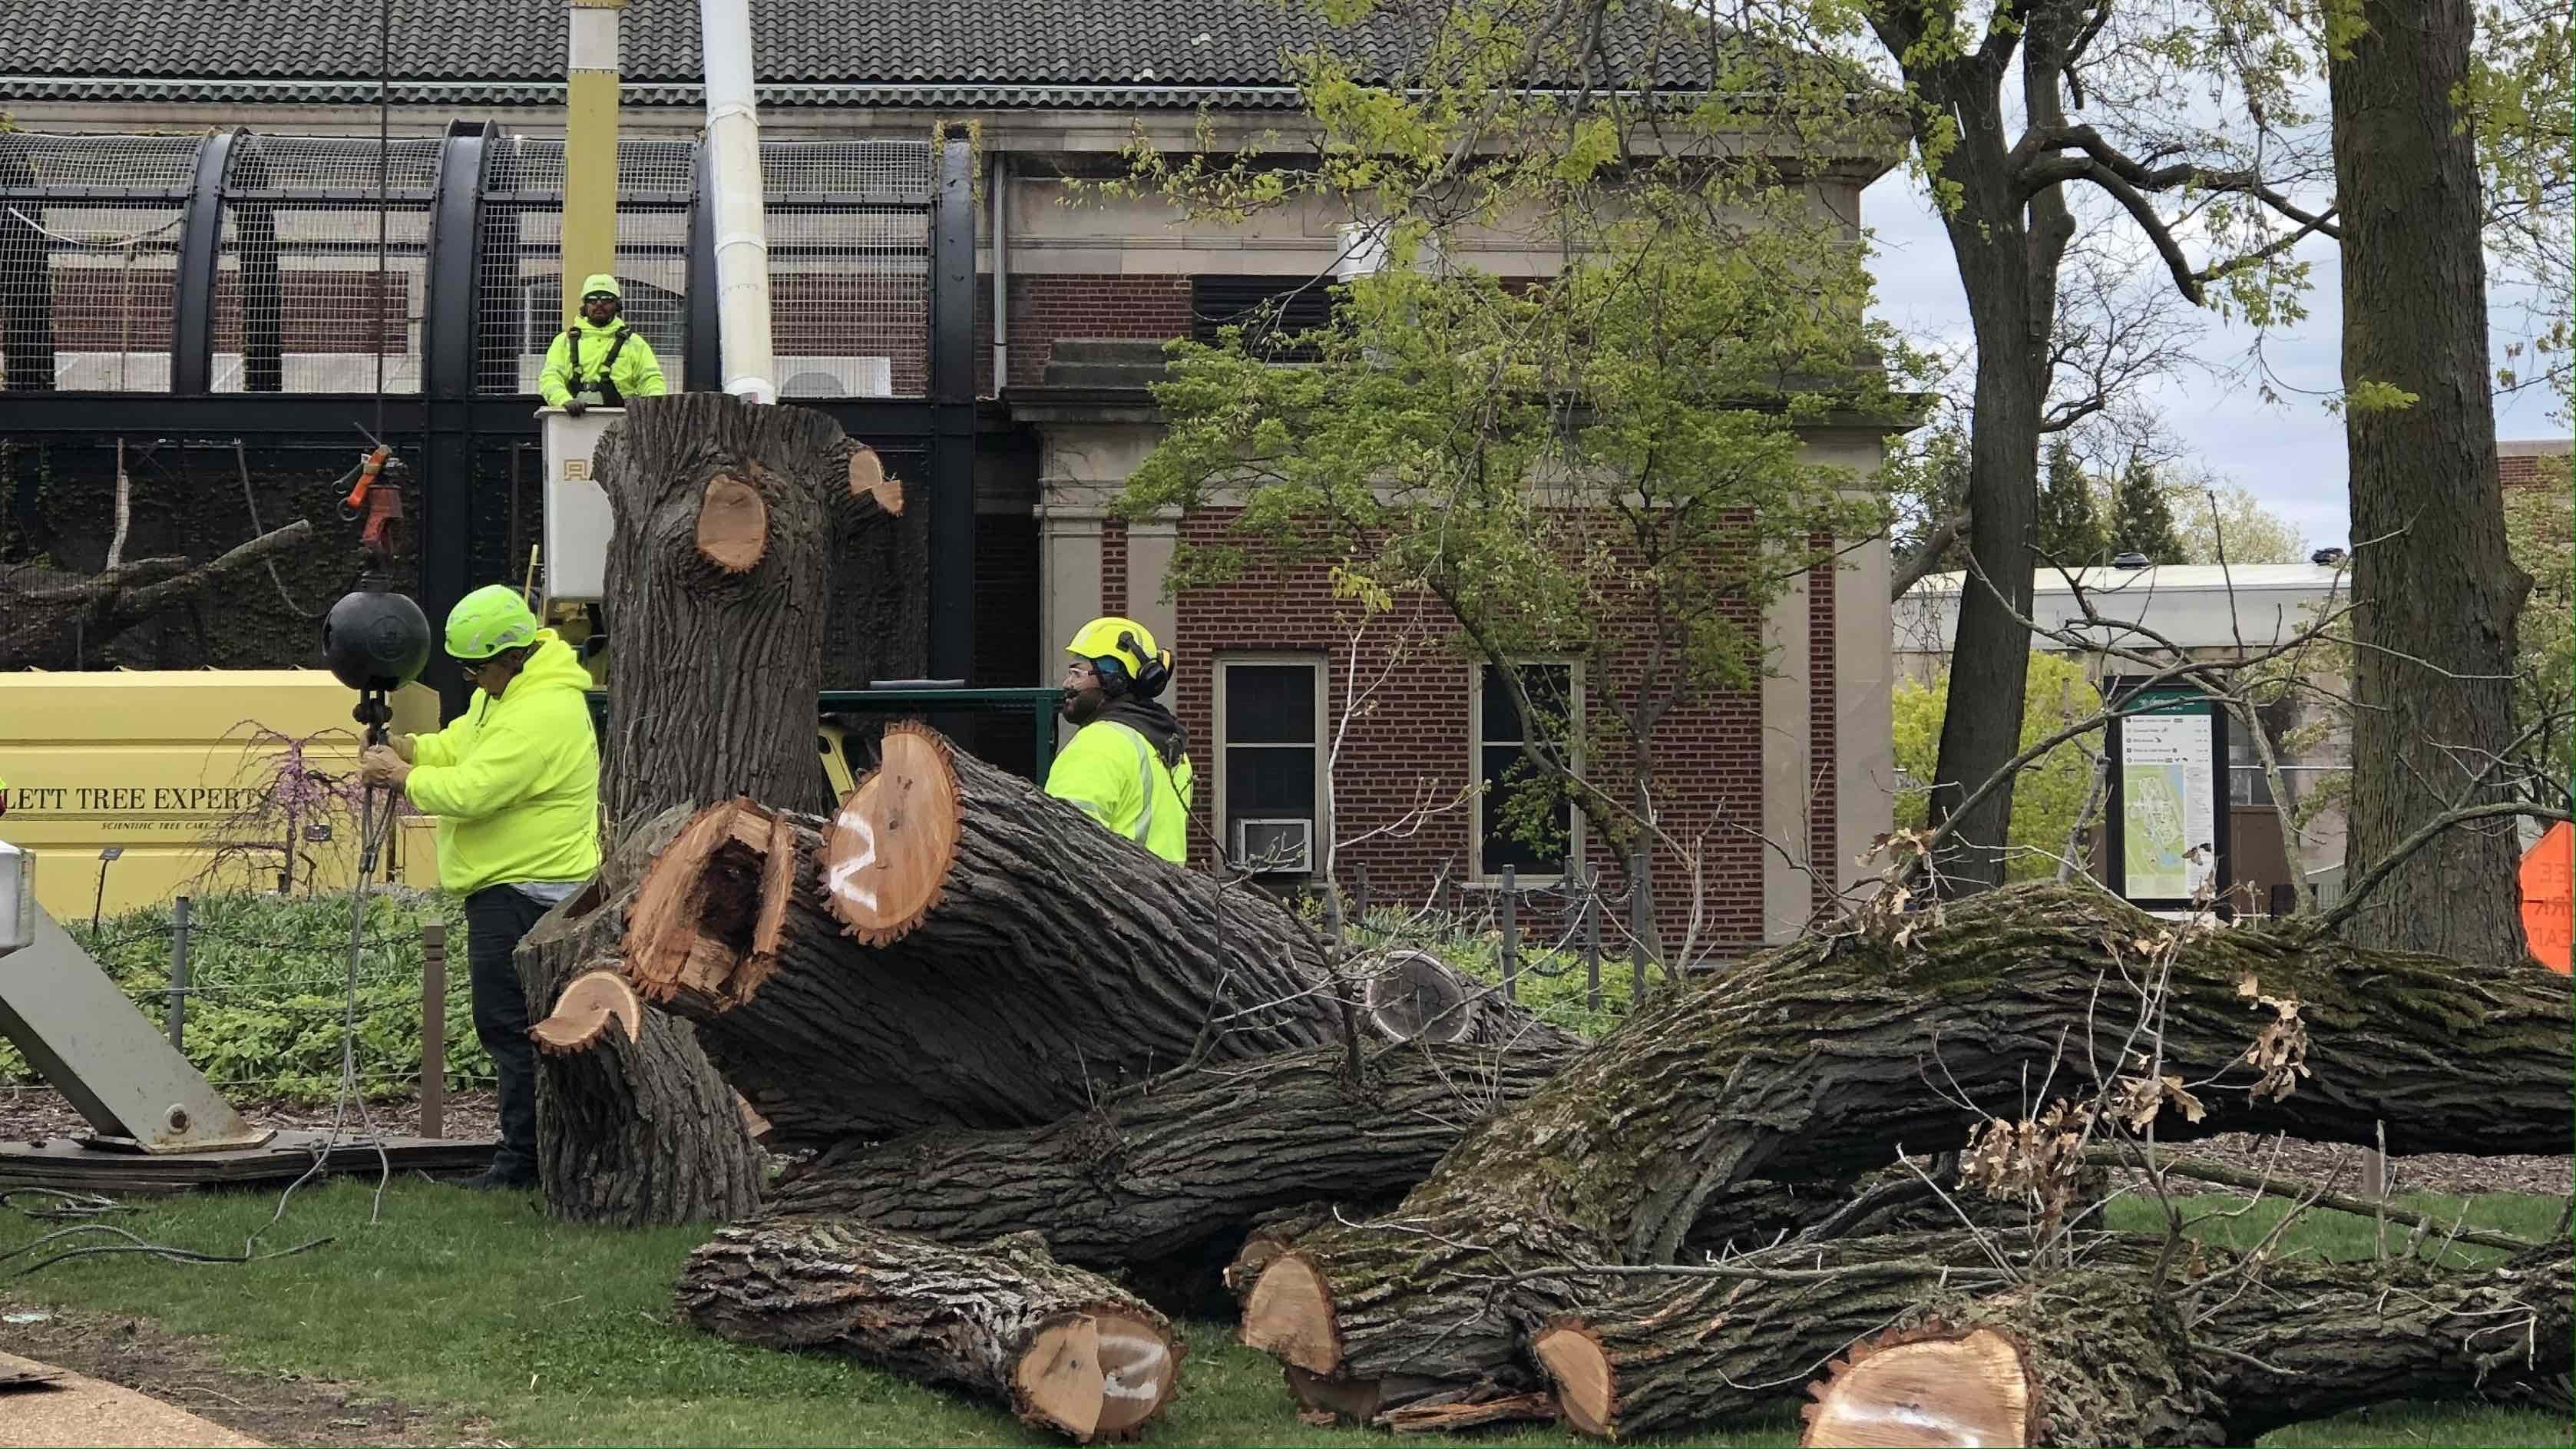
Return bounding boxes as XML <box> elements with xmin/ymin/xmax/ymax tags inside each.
<box><xmin>464</xmin><ymin>885</ymin><xmax>550</xmax><ymax>1182</ymax></box>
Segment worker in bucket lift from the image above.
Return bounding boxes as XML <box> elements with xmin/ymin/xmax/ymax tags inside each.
<box><xmin>539</xmin><ymin>274</ymin><xmax>666</xmax><ymax>415</ymax></box>
<box><xmin>358</xmin><ymin>585</ymin><xmax>601</xmax><ymax>1191</ymax></box>
<box><xmin>1046</xmin><ymin>617</ymin><xmax>1194</xmax><ymax>865</ymax></box>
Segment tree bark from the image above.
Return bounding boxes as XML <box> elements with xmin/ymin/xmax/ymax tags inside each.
<box><xmin>593</xmin><ymin>392</ymin><xmax>908</xmax><ymax>822</ymax></box>
<box><xmin>2330</xmin><ymin>0</ymin><xmax>2532</xmax><ymax>961</ymax></box>
<box><xmin>517</xmin><ymin>870</ymin><xmax>764</xmax><ymax>1227</ymax></box>
<box><xmin>762</xmin><ymin>1038</ymin><xmax>1582</xmax><ymax>1311</ymax></box>
<box><xmin>677</xmin><ymin>1217</ymin><xmax>1186</xmax><ymax>1443</ymax></box>
<box><xmin>1238</xmin><ymin>881</ymin><xmax>2572</xmax><ymax>1406</ymax></box>
<box><xmin>1515</xmin><ymin>1232</ymin><xmax>2572</xmax><ymax>1445</ymax></box>
<box><xmin>0</xmin><ymin>521</ymin><xmax>312</xmax><ymax>672</ymax></box>
<box><xmin>617</xmin><ymin>735</ymin><xmax>1582</xmax><ymax>1143</ymax></box>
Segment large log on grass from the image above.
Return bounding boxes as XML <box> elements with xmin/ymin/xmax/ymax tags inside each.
<box><xmin>1240</xmin><ymin>882</ymin><xmax>2574</xmax><ymax>1412</ymax></box>
<box><xmin>763</xmin><ymin>1037</ymin><xmax>1583</xmax><ymax>1309</ymax></box>
<box><xmin>618</xmin><ymin>724</ymin><xmax>1579</xmax><ymax>1143</ymax></box>
<box><xmin>678</xmin><ymin>1217</ymin><xmax>1185</xmax><ymax>1443</ymax></box>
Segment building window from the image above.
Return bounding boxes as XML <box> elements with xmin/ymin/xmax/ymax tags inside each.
<box><xmin>1217</xmin><ymin>657</ymin><xmax>1324</xmax><ymax>875</ymax></box>
<box><xmin>1190</xmin><ymin>276</ymin><xmax>1336</xmax><ymax>359</ymax></box>
<box><xmin>1473</xmin><ymin>663</ymin><xmax>1579</xmax><ymax>878</ymax></box>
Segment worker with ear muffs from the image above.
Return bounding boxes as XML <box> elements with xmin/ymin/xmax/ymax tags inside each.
<box><xmin>1047</xmin><ymin>617</ymin><xmax>1194</xmax><ymax>865</ymax></box>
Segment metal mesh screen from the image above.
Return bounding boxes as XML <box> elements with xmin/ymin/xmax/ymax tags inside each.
<box><xmin>214</xmin><ymin>135</ymin><xmax>438</xmax><ymax>394</ymax></box>
<box><xmin>764</xmin><ymin>141</ymin><xmax>933</xmax><ymax>399</ymax></box>
<box><xmin>480</xmin><ymin>138</ymin><xmax>697</xmax><ymax>393</ymax></box>
<box><xmin>0</xmin><ymin>134</ymin><xmax>200</xmax><ymax>391</ymax></box>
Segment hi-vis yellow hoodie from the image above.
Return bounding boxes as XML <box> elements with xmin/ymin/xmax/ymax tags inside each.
<box><xmin>405</xmin><ymin>632</ymin><xmax>601</xmax><ymax>895</ymax></box>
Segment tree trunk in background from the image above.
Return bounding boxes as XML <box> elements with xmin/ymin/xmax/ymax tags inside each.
<box><xmin>2330</xmin><ymin>0</ymin><xmax>2532</xmax><ymax>961</ymax></box>
<box><xmin>593</xmin><ymin>392</ymin><xmax>908</xmax><ymax>822</ymax></box>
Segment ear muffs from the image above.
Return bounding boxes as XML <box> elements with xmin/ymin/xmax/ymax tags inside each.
<box><xmin>1119</xmin><ymin>632</ymin><xmax>1174</xmax><ymax>701</ymax></box>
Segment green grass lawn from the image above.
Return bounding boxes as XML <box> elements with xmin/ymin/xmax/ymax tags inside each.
<box><xmin>0</xmin><ymin>1181</ymin><xmax>2565</xmax><ymax>1447</ymax></box>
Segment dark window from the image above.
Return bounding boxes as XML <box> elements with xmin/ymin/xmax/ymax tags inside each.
<box><xmin>1477</xmin><ymin>663</ymin><xmax>1576</xmax><ymax>877</ymax></box>
<box><xmin>1221</xmin><ymin>660</ymin><xmax>1321</xmax><ymax>873</ymax></box>
<box><xmin>1190</xmin><ymin>275</ymin><xmax>1336</xmax><ymax>359</ymax></box>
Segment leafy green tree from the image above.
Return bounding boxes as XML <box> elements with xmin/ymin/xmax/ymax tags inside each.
<box><xmin>2032</xmin><ymin>441</ymin><xmax>2106</xmax><ymax>567</ymax></box>
<box><xmin>2170</xmin><ymin>478</ymin><xmax>2307</xmax><ymax>565</ymax></box>
<box><xmin>1893</xmin><ymin>651</ymin><xmax>2104</xmax><ymax>882</ymax></box>
<box><xmin>2109</xmin><ymin>461</ymin><xmax>2186</xmax><ymax>563</ymax></box>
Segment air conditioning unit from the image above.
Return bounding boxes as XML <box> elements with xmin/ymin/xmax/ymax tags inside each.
<box><xmin>1233</xmin><ymin>818</ymin><xmax>1314</xmax><ymax>875</ymax></box>
<box><xmin>778</xmin><ymin>356</ymin><xmax>894</xmax><ymax>399</ymax></box>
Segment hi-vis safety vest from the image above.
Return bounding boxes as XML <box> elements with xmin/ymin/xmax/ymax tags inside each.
<box><xmin>1044</xmin><ymin>720</ymin><xmax>1194</xmax><ymax>865</ymax></box>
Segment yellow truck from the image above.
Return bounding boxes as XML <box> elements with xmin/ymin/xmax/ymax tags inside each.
<box><xmin>0</xmin><ymin>670</ymin><xmax>443</xmax><ymax>918</ymax></box>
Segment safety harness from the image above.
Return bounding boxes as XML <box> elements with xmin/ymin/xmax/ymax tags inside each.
<box><xmin>563</xmin><ymin>325</ymin><xmax>635</xmax><ymax>406</ymax></box>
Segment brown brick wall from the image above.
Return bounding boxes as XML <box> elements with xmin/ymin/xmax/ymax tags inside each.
<box><xmin>976</xmin><ymin>273</ymin><xmax>1195</xmax><ymax>390</ymax></box>
<box><xmin>1100</xmin><ymin>518</ymin><xmax>1128</xmax><ymax>614</ymax></box>
<box><xmin>1171</xmin><ymin>507</ymin><xmax>1792</xmax><ymax>951</ymax></box>
<box><xmin>2500</xmin><ymin>450</ymin><xmax>2570</xmax><ymax>490</ymax></box>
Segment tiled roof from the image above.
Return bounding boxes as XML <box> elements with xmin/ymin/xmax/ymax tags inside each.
<box><xmin>0</xmin><ymin>0</ymin><xmax>1715</xmax><ymax>108</ymax></box>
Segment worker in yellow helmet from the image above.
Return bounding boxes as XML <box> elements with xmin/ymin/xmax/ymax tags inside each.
<box><xmin>539</xmin><ymin>275</ymin><xmax>666</xmax><ymax>416</ymax></box>
<box><xmin>1047</xmin><ymin>617</ymin><xmax>1194</xmax><ymax>865</ymax></box>
<box><xmin>359</xmin><ymin>584</ymin><xmax>601</xmax><ymax>1191</ymax></box>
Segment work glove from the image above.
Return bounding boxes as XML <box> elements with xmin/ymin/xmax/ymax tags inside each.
<box><xmin>563</xmin><ymin>399</ymin><xmax>587</xmax><ymax>418</ymax></box>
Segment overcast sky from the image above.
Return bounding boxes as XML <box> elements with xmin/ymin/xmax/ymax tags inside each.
<box><xmin>1860</xmin><ymin>170</ymin><xmax>2569</xmax><ymax>554</ymax></box>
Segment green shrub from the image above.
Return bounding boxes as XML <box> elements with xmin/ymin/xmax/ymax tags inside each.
<box><xmin>0</xmin><ymin>890</ymin><xmax>490</xmax><ymax>1103</ymax></box>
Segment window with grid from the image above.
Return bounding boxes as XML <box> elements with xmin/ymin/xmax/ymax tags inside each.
<box><xmin>1218</xmin><ymin>658</ymin><xmax>1324</xmax><ymax>875</ymax></box>
<box><xmin>1473</xmin><ymin>663</ymin><xmax>1579</xmax><ymax>878</ymax></box>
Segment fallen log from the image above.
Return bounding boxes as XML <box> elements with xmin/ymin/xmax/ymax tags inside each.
<box><xmin>678</xmin><ymin>1217</ymin><xmax>1185</xmax><ymax>1443</ymax></box>
<box><xmin>0</xmin><ymin>519</ymin><xmax>312</xmax><ymax>671</ymax></box>
<box><xmin>1242</xmin><ymin>882</ymin><xmax>2574</xmax><ymax>1411</ymax></box>
<box><xmin>617</xmin><ymin>728</ymin><xmax>1579</xmax><ymax>1143</ymax></box>
<box><xmin>517</xmin><ymin>849</ymin><xmax>764</xmax><ymax>1227</ymax></box>
<box><xmin>763</xmin><ymin>1037</ymin><xmax>1582</xmax><ymax>1309</ymax></box>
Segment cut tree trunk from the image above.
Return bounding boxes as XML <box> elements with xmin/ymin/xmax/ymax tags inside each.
<box><xmin>678</xmin><ymin>1216</ymin><xmax>1186</xmax><ymax>1443</ymax></box>
<box><xmin>1495</xmin><ymin>1230</ymin><xmax>2574</xmax><ymax>1444</ymax></box>
<box><xmin>1240</xmin><ymin>881</ymin><xmax>2573</xmax><ymax>1408</ymax></box>
<box><xmin>762</xmin><ymin>1037</ymin><xmax>1582</xmax><ymax>1311</ymax></box>
<box><xmin>0</xmin><ymin>521</ymin><xmax>312</xmax><ymax>672</ymax></box>
<box><xmin>616</xmin><ymin>730</ymin><xmax>1581</xmax><ymax>1143</ymax></box>
<box><xmin>593</xmin><ymin>392</ymin><xmax>909</xmax><ymax>822</ymax></box>
<box><xmin>2330</xmin><ymin>0</ymin><xmax>2531</xmax><ymax>961</ymax></box>
<box><xmin>516</xmin><ymin>840</ymin><xmax>763</xmax><ymax>1226</ymax></box>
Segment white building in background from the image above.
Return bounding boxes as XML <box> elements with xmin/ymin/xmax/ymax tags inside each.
<box><xmin>1894</xmin><ymin>559</ymin><xmax>2354</xmax><ymax>902</ymax></box>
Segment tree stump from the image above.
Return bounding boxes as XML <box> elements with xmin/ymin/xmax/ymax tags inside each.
<box><xmin>1238</xmin><ymin>882</ymin><xmax>2575</xmax><ymax>1417</ymax></box>
<box><xmin>614</xmin><ymin>731</ymin><xmax>1583</xmax><ymax>1143</ymax></box>
<box><xmin>678</xmin><ymin>1217</ymin><xmax>1186</xmax><ymax>1442</ymax></box>
<box><xmin>517</xmin><ymin>833</ymin><xmax>763</xmax><ymax>1227</ymax></box>
<box><xmin>593</xmin><ymin>392</ymin><xmax>908</xmax><ymax>821</ymax></box>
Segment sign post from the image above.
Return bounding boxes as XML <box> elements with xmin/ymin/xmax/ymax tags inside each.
<box><xmin>2103</xmin><ymin>680</ymin><xmax>2231</xmax><ymax>915</ymax></box>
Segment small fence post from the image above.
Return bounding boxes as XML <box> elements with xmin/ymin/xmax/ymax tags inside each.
<box><xmin>1572</xmin><ymin>856</ymin><xmax>1601</xmax><ymax>1014</ymax></box>
<box><xmin>1499</xmin><ymin>865</ymin><xmax>1518</xmax><ymax>1004</ymax></box>
<box><xmin>1351</xmin><ymin>865</ymin><xmax>1369</xmax><ymax>924</ymax></box>
<box><xmin>165</xmin><ymin>895</ymin><xmax>192</xmax><ymax>1050</ymax></box>
<box><xmin>1629</xmin><ymin>850</ymin><xmax>1654</xmax><ymax>998</ymax></box>
<box><xmin>419</xmin><ymin>919</ymin><xmax>446</xmax><ymax>1141</ymax></box>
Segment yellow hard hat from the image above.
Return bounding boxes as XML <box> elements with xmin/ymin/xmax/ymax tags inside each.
<box><xmin>1066</xmin><ymin>616</ymin><xmax>1157</xmax><ymax>678</ymax></box>
<box><xmin>579</xmin><ymin>273</ymin><xmax>621</xmax><ymax>301</ymax></box>
<box><xmin>445</xmin><ymin>584</ymin><xmax>541</xmax><ymax>661</ymax></box>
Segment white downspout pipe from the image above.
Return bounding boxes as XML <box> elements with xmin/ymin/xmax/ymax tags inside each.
<box><xmin>698</xmin><ymin>0</ymin><xmax>775</xmax><ymax>404</ymax></box>
<box><xmin>990</xmin><ymin>151</ymin><xmax>1008</xmax><ymax>395</ymax></box>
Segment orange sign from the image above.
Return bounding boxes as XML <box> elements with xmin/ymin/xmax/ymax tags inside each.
<box><xmin>2521</xmin><ymin>822</ymin><xmax>2572</xmax><ymax>974</ymax></box>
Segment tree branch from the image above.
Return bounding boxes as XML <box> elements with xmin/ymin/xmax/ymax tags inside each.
<box><xmin>1890</xmin><ymin>510</ymin><xmax>1970</xmax><ymax>600</ymax></box>
<box><xmin>2320</xmin><ymin>800</ymin><xmax>2574</xmax><ymax>936</ymax></box>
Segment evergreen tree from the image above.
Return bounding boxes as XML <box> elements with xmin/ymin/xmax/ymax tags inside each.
<box><xmin>2110</xmin><ymin>459</ymin><xmax>2186</xmax><ymax>563</ymax></box>
<box><xmin>2032</xmin><ymin>442</ymin><xmax>2107</xmax><ymax>566</ymax></box>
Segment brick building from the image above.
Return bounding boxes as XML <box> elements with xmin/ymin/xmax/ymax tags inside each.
<box><xmin>0</xmin><ymin>0</ymin><xmax>1900</xmax><ymax>951</ymax></box>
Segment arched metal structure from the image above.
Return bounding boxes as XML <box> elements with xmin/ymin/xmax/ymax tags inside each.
<box><xmin>0</xmin><ymin>126</ymin><xmax>980</xmax><ymax>710</ymax></box>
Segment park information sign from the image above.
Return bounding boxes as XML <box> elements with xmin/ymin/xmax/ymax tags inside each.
<box><xmin>2104</xmin><ymin>680</ymin><xmax>2231</xmax><ymax>915</ymax></box>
